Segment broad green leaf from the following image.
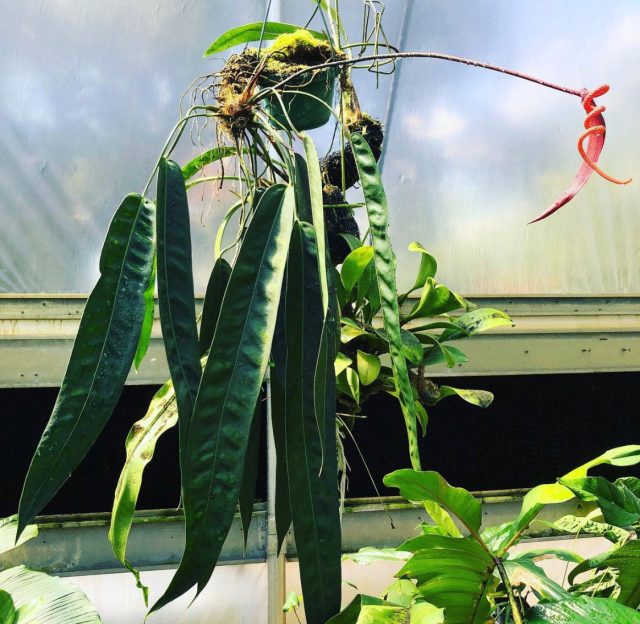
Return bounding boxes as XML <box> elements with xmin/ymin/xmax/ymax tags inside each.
<box><xmin>569</xmin><ymin>540</ymin><xmax>640</xmax><ymax>607</ymax></box>
<box><xmin>0</xmin><ymin>566</ymin><xmax>101</xmax><ymax>623</ymax></box>
<box><xmin>419</xmin><ymin>334</ymin><xmax>455</xmax><ymax>368</ymax></box>
<box><xmin>341</xmin><ymin>324</ymin><xmax>369</xmax><ymax>343</ymax></box>
<box><xmin>182</xmin><ymin>147</ymin><xmax>239</xmax><ymax>180</ymax></box>
<box><xmin>133</xmin><ymin>258</ymin><xmax>156</xmax><ymax>371</ymax></box>
<box><xmin>383</xmin><ymin>580</ymin><xmax>418</xmax><ymax>608</ymax></box>
<box><xmin>440</xmin><ymin>308</ymin><xmax>512</xmax><ymax>342</ymax></box>
<box><xmin>157</xmin><ymin>158</ymin><xmax>201</xmax><ymax>470</ymax></box>
<box><xmin>407</xmin><ymin>242</ymin><xmax>437</xmax><ymax>292</ymax></box>
<box><xmin>0</xmin><ymin>590</ymin><xmax>15</xmax><ymax>624</ymax></box>
<box><xmin>337</xmin><ymin>367</ymin><xmax>360</xmax><ymax>404</ymax></box>
<box><xmin>384</xmin><ymin>470</ymin><xmax>482</xmax><ymax>533</ymax></box>
<box><xmin>109</xmin><ymin>378</ymin><xmax>178</xmax><ymax>605</ymax></box>
<box><xmin>152</xmin><ymin>185</ymin><xmax>294</xmax><ymax>612</ymax></box>
<box><xmin>341</xmin><ymin>246</ymin><xmax>374</xmax><ymax>292</ymax></box>
<box><xmin>436</xmin><ymin>386</ymin><xmax>494</xmax><ymax>408</ymax></box>
<box><xmin>409</xmin><ymin>602</ymin><xmax>445</xmax><ymax>624</ymax></box>
<box><xmin>335</xmin><ymin>352</ymin><xmax>353</xmax><ymax>376</ymax></box>
<box><xmin>343</xmin><ymin>548</ymin><xmax>411</xmax><ymax>565</ymax></box>
<box><xmin>527</xmin><ymin>596</ymin><xmax>640</xmax><ymax>623</ymax></box>
<box><xmin>422</xmin><ymin>500</ymin><xmax>462</xmax><ymax>538</ymax></box>
<box><xmin>199</xmin><ymin>258</ymin><xmax>232</xmax><ymax>354</ymax></box>
<box><xmin>538</xmin><ymin>513</ymin><xmax>631</xmax><ymax>544</ymax></box>
<box><xmin>351</xmin><ymin>132</ymin><xmax>422</xmax><ymax>470</ymax></box>
<box><xmin>0</xmin><ymin>516</ymin><xmax>37</xmax><ymax>556</ymax></box>
<box><xmin>239</xmin><ymin>400</ymin><xmax>262</xmax><ymax>547</ymax></box>
<box><xmin>302</xmin><ymin>135</ymin><xmax>329</xmax><ymax>315</ymax></box>
<box><xmin>18</xmin><ymin>193</ymin><xmax>155</xmax><ymax>537</ymax></box>
<box><xmin>422</xmin><ymin>344</ymin><xmax>468</xmax><ymax>368</ymax></box>
<box><xmin>327</xmin><ymin>595</ymin><xmax>407</xmax><ymax>624</ymax></box>
<box><xmin>284</xmin><ymin>222</ymin><xmax>341</xmax><ymax>624</ymax></box>
<box><xmin>203</xmin><ymin>22</ymin><xmax>327</xmax><ymax>57</ymax></box>
<box><xmin>394</xmin><ymin>534</ymin><xmax>494</xmax><ymax>624</ymax></box>
<box><xmin>357</xmin><ymin>351</ymin><xmax>381</xmax><ymax>386</ymax></box>
<box><xmin>374</xmin><ymin>328</ymin><xmax>424</xmax><ymax>367</ymax></box>
<box><xmin>408</xmin><ymin>278</ymin><xmax>471</xmax><ymax>320</ymax></box>
<box><xmin>560</xmin><ymin>476</ymin><xmax>640</xmax><ymax>527</ymax></box>
<box><xmin>504</xmin><ymin>559</ymin><xmax>571</xmax><ymax>602</ymax></box>
<box><xmin>511</xmin><ymin>446</ymin><xmax>640</xmax><ymax>546</ymax></box>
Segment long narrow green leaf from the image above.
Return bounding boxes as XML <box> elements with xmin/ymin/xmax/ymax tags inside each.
<box><xmin>202</xmin><ymin>22</ymin><xmax>327</xmax><ymax>57</ymax></box>
<box><xmin>157</xmin><ymin>158</ymin><xmax>202</xmax><ymax>469</ymax></box>
<box><xmin>238</xmin><ymin>399</ymin><xmax>262</xmax><ymax>547</ymax></box>
<box><xmin>302</xmin><ymin>134</ymin><xmax>329</xmax><ymax>315</ymax></box>
<box><xmin>108</xmin><ymin>379</ymin><xmax>178</xmax><ymax>605</ymax></box>
<box><xmin>0</xmin><ymin>566</ymin><xmax>102</xmax><ymax>623</ymax></box>
<box><xmin>350</xmin><ymin>132</ymin><xmax>422</xmax><ymax>470</ymax></box>
<box><xmin>181</xmin><ymin>146</ymin><xmax>239</xmax><ymax>180</ymax></box>
<box><xmin>271</xmin><ymin>295</ymin><xmax>292</xmax><ymax>553</ymax></box>
<box><xmin>133</xmin><ymin>258</ymin><xmax>156</xmax><ymax>371</ymax></box>
<box><xmin>152</xmin><ymin>184</ymin><xmax>294</xmax><ymax>612</ymax></box>
<box><xmin>199</xmin><ymin>257</ymin><xmax>232</xmax><ymax>354</ymax></box>
<box><xmin>527</xmin><ymin>596</ymin><xmax>640</xmax><ymax>623</ymax></box>
<box><xmin>284</xmin><ymin>221</ymin><xmax>341</xmax><ymax>624</ymax></box>
<box><xmin>18</xmin><ymin>194</ymin><xmax>154</xmax><ymax>537</ymax></box>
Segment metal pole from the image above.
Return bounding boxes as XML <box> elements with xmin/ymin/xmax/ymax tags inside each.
<box><xmin>266</xmin><ymin>377</ymin><xmax>286</xmax><ymax>624</ymax></box>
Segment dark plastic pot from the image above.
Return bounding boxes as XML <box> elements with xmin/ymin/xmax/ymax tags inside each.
<box><xmin>261</xmin><ymin>66</ymin><xmax>337</xmax><ymax>132</ymax></box>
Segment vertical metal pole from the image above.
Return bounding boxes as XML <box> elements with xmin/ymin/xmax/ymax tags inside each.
<box><xmin>266</xmin><ymin>377</ymin><xmax>287</xmax><ymax>624</ymax></box>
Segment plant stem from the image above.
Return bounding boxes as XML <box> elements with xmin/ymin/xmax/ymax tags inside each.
<box><xmin>494</xmin><ymin>557</ymin><xmax>525</xmax><ymax>624</ymax></box>
<box><xmin>250</xmin><ymin>51</ymin><xmax>585</xmax><ymax>106</ymax></box>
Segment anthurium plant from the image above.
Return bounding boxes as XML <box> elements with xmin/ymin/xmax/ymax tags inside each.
<box><xmin>339</xmin><ymin>445</ymin><xmax>640</xmax><ymax>624</ymax></box>
<box><xmin>14</xmin><ymin>2</ymin><xmax>631</xmax><ymax>623</ymax></box>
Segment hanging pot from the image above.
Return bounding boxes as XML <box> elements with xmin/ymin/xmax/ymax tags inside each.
<box><xmin>260</xmin><ymin>66</ymin><xmax>337</xmax><ymax>132</ymax></box>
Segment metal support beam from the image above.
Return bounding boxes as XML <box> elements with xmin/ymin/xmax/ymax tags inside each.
<box><xmin>1</xmin><ymin>296</ymin><xmax>639</xmax><ymax>386</ymax></box>
<box><xmin>0</xmin><ymin>492</ymin><xmax>594</xmax><ymax>577</ymax></box>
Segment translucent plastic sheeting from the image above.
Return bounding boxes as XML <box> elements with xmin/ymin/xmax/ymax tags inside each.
<box><xmin>1</xmin><ymin>1</ymin><xmax>639</xmax><ymax>295</ymax></box>
<box><xmin>72</xmin><ymin>564</ymin><xmax>267</xmax><ymax>624</ymax></box>
<box><xmin>380</xmin><ymin>0</ymin><xmax>640</xmax><ymax>295</ymax></box>
<box><xmin>0</xmin><ymin>0</ymin><xmax>266</xmax><ymax>293</ymax></box>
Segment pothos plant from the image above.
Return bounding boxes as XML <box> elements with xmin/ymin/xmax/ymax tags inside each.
<box><xmin>14</xmin><ymin>2</ymin><xmax>631</xmax><ymax>623</ymax></box>
<box><xmin>336</xmin><ymin>445</ymin><xmax>640</xmax><ymax>624</ymax></box>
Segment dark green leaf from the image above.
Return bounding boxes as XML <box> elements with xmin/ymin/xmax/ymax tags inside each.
<box><xmin>351</xmin><ymin>132</ymin><xmax>422</xmax><ymax>470</ymax></box>
<box><xmin>199</xmin><ymin>258</ymin><xmax>232</xmax><ymax>354</ymax></box>
<box><xmin>284</xmin><ymin>221</ymin><xmax>341</xmax><ymax>624</ymax></box>
<box><xmin>560</xmin><ymin>476</ymin><xmax>640</xmax><ymax>527</ymax></box>
<box><xmin>0</xmin><ymin>566</ymin><xmax>102</xmax><ymax>623</ymax></box>
<box><xmin>203</xmin><ymin>22</ymin><xmax>327</xmax><ymax>57</ymax></box>
<box><xmin>422</xmin><ymin>344</ymin><xmax>468</xmax><ymax>368</ymax></box>
<box><xmin>157</xmin><ymin>158</ymin><xmax>201</xmax><ymax>469</ymax></box>
<box><xmin>527</xmin><ymin>596</ymin><xmax>640</xmax><ymax>623</ymax></box>
<box><xmin>133</xmin><ymin>259</ymin><xmax>156</xmax><ymax>371</ymax></box>
<box><xmin>18</xmin><ymin>193</ymin><xmax>155</xmax><ymax>537</ymax></box>
<box><xmin>384</xmin><ymin>470</ymin><xmax>482</xmax><ymax>534</ymax></box>
<box><xmin>239</xmin><ymin>399</ymin><xmax>262</xmax><ymax>547</ymax></box>
<box><xmin>152</xmin><ymin>184</ymin><xmax>294</xmax><ymax>612</ymax></box>
<box><xmin>181</xmin><ymin>147</ymin><xmax>238</xmax><ymax>180</ymax></box>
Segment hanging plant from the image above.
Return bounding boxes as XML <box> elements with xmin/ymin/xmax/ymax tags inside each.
<box><xmin>13</xmin><ymin>2</ymin><xmax>632</xmax><ymax>623</ymax></box>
